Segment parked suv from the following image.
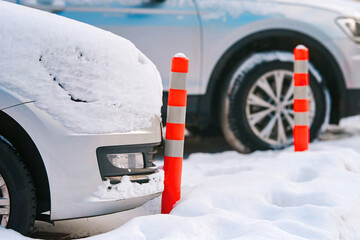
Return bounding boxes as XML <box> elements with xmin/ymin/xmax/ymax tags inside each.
<box><xmin>12</xmin><ymin>0</ymin><xmax>360</xmax><ymax>153</ymax></box>
<box><xmin>0</xmin><ymin>2</ymin><xmax>163</xmax><ymax>236</ymax></box>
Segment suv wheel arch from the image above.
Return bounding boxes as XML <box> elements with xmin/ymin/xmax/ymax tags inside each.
<box><xmin>201</xmin><ymin>29</ymin><xmax>345</xmax><ymax>131</ymax></box>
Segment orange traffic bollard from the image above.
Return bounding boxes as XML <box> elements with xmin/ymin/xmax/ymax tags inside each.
<box><xmin>293</xmin><ymin>45</ymin><xmax>309</xmax><ymax>152</ymax></box>
<box><xmin>161</xmin><ymin>53</ymin><xmax>189</xmax><ymax>214</ymax></box>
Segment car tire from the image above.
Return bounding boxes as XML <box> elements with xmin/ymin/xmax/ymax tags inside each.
<box><xmin>220</xmin><ymin>51</ymin><xmax>330</xmax><ymax>153</ymax></box>
<box><xmin>0</xmin><ymin>139</ymin><xmax>36</xmax><ymax>236</ymax></box>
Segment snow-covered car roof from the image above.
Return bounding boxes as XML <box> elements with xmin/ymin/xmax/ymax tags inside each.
<box><xmin>0</xmin><ymin>1</ymin><xmax>162</xmax><ymax>134</ymax></box>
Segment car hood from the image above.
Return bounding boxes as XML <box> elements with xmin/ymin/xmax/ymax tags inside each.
<box><xmin>0</xmin><ymin>1</ymin><xmax>163</xmax><ymax>134</ymax></box>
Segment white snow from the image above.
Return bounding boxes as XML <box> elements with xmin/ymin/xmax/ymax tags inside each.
<box><xmin>0</xmin><ymin>1</ymin><xmax>162</xmax><ymax>134</ymax></box>
<box><xmin>93</xmin><ymin>171</ymin><xmax>164</xmax><ymax>200</ymax></box>
<box><xmin>174</xmin><ymin>53</ymin><xmax>188</xmax><ymax>59</ymax></box>
<box><xmin>295</xmin><ymin>45</ymin><xmax>307</xmax><ymax>50</ymax></box>
<box><xmin>12</xmin><ymin>116</ymin><xmax>358</xmax><ymax>240</ymax></box>
<box><xmin>0</xmin><ymin>227</ymin><xmax>33</xmax><ymax>240</ymax></box>
<box><xmin>2</xmin><ymin>119</ymin><xmax>360</xmax><ymax>239</ymax></box>
<box><xmin>81</xmin><ymin>116</ymin><xmax>360</xmax><ymax>240</ymax></box>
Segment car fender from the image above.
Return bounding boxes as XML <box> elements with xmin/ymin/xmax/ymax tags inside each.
<box><xmin>0</xmin><ymin>87</ymin><xmax>34</xmax><ymax>110</ymax></box>
<box><xmin>199</xmin><ymin>5</ymin><xmax>347</xmax><ymax>95</ymax></box>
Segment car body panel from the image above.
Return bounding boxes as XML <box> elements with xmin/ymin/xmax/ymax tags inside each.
<box><xmin>0</xmin><ymin>87</ymin><xmax>33</xmax><ymax>110</ymax></box>
<box><xmin>3</xmin><ymin>98</ymin><xmax>161</xmax><ymax>220</ymax></box>
<box><xmin>197</xmin><ymin>1</ymin><xmax>360</xmax><ymax>93</ymax></box>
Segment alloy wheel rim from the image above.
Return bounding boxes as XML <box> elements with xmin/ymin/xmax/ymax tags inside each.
<box><xmin>245</xmin><ymin>70</ymin><xmax>315</xmax><ymax>147</ymax></box>
<box><xmin>0</xmin><ymin>174</ymin><xmax>10</xmax><ymax>227</ymax></box>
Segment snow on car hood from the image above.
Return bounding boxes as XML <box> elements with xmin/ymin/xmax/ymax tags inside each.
<box><xmin>0</xmin><ymin>1</ymin><xmax>163</xmax><ymax>134</ymax></box>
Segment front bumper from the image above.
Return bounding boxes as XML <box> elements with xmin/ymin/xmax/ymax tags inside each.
<box><xmin>330</xmin><ymin>37</ymin><xmax>360</xmax><ymax>89</ymax></box>
<box><xmin>79</xmin><ymin>171</ymin><xmax>164</xmax><ymax>220</ymax></box>
<box><xmin>324</xmin><ymin>37</ymin><xmax>360</xmax><ymax>118</ymax></box>
<box><xmin>3</xmin><ymin>102</ymin><xmax>163</xmax><ymax>220</ymax></box>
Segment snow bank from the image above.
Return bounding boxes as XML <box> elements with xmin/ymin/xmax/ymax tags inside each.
<box><xmin>0</xmin><ymin>227</ymin><xmax>33</xmax><ymax>240</ymax></box>
<box><xmin>84</xmin><ymin>117</ymin><xmax>360</xmax><ymax>240</ymax></box>
<box><xmin>93</xmin><ymin>171</ymin><xmax>164</xmax><ymax>200</ymax></box>
<box><xmin>0</xmin><ymin>2</ymin><xmax>162</xmax><ymax>134</ymax></box>
<box><xmin>90</xmin><ymin>148</ymin><xmax>360</xmax><ymax>239</ymax></box>
<box><xmin>4</xmin><ymin>116</ymin><xmax>360</xmax><ymax>239</ymax></box>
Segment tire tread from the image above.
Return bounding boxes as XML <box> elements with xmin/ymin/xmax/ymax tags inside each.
<box><xmin>0</xmin><ymin>138</ymin><xmax>36</xmax><ymax>236</ymax></box>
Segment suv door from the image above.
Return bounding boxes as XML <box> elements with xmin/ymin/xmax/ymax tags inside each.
<box><xmin>17</xmin><ymin>0</ymin><xmax>201</xmax><ymax>94</ymax></box>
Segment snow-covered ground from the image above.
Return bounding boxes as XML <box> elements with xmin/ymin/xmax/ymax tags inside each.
<box><xmin>1</xmin><ymin>116</ymin><xmax>359</xmax><ymax>239</ymax></box>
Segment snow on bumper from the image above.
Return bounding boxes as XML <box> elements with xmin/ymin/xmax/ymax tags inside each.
<box><xmin>93</xmin><ymin>171</ymin><xmax>164</xmax><ymax>200</ymax></box>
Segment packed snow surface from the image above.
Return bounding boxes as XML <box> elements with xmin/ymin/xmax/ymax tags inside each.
<box><xmin>0</xmin><ymin>228</ymin><xmax>29</xmax><ymax>240</ymax></box>
<box><xmin>9</xmin><ymin>116</ymin><xmax>358</xmax><ymax>240</ymax></box>
<box><xmin>0</xmin><ymin>1</ymin><xmax>162</xmax><ymax>134</ymax></box>
<box><xmin>88</xmin><ymin>138</ymin><xmax>360</xmax><ymax>239</ymax></box>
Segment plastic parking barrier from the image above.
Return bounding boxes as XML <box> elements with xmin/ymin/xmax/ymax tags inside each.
<box><xmin>161</xmin><ymin>53</ymin><xmax>189</xmax><ymax>214</ymax></box>
<box><xmin>293</xmin><ymin>45</ymin><xmax>309</xmax><ymax>152</ymax></box>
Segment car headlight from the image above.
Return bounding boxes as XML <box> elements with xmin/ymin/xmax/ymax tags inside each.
<box><xmin>337</xmin><ymin>17</ymin><xmax>360</xmax><ymax>43</ymax></box>
<box><xmin>96</xmin><ymin>144</ymin><xmax>159</xmax><ymax>180</ymax></box>
<box><xmin>107</xmin><ymin>153</ymin><xmax>144</xmax><ymax>169</ymax></box>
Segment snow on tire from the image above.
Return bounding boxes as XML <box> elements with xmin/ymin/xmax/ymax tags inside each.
<box><xmin>220</xmin><ymin>51</ymin><xmax>330</xmax><ymax>153</ymax></box>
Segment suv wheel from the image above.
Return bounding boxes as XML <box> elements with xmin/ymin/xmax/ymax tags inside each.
<box><xmin>0</xmin><ymin>139</ymin><xmax>36</xmax><ymax>236</ymax></box>
<box><xmin>220</xmin><ymin>51</ymin><xmax>330</xmax><ymax>153</ymax></box>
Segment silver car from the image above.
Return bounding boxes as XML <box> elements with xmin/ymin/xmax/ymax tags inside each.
<box><xmin>13</xmin><ymin>0</ymin><xmax>360</xmax><ymax>152</ymax></box>
<box><xmin>0</xmin><ymin>1</ymin><xmax>163</xmax><ymax>236</ymax></box>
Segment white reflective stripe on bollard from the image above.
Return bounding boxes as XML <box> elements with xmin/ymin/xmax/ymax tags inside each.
<box><xmin>170</xmin><ymin>72</ymin><xmax>188</xmax><ymax>90</ymax></box>
<box><xmin>167</xmin><ymin>106</ymin><xmax>186</xmax><ymax>124</ymax></box>
<box><xmin>294</xmin><ymin>86</ymin><xmax>309</xmax><ymax>100</ymax></box>
<box><xmin>295</xmin><ymin>112</ymin><xmax>309</xmax><ymax>126</ymax></box>
<box><xmin>164</xmin><ymin>139</ymin><xmax>185</xmax><ymax>158</ymax></box>
<box><xmin>294</xmin><ymin>60</ymin><xmax>308</xmax><ymax>73</ymax></box>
